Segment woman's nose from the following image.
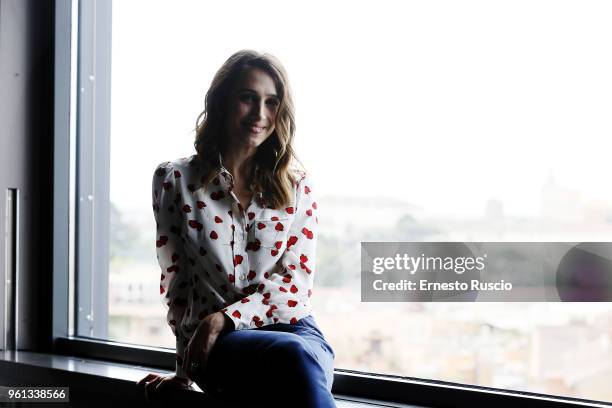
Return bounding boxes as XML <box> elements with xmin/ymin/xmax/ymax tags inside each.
<box><xmin>253</xmin><ymin>101</ymin><xmax>266</xmax><ymax>120</ymax></box>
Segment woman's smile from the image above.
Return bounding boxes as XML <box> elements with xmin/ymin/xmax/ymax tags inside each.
<box><xmin>243</xmin><ymin>123</ymin><xmax>266</xmax><ymax>134</ymax></box>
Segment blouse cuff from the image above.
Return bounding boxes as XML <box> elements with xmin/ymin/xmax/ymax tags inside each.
<box><xmin>222</xmin><ymin>291</ymin><xmax>265</xmax><ymax>331</ymax></box>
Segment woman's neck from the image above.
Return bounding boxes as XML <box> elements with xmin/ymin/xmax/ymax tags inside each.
<box><xmin>220</xmin><ymin>146</ymin><xmax>256</xmax><ymax>186</ymax></box>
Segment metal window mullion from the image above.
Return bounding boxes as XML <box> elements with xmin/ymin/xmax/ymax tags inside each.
<box><xmin>75</xmin><ymin>0</ymin><xmax>111</xmax><ymax>339</ymax></box>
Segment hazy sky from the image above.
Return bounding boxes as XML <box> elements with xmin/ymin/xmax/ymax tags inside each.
<box><xmin>110</xmin><ymin>0</ymin><xmax>612</xmax><ymax>217</ymax></box>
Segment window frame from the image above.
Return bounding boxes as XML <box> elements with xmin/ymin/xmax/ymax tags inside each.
<box><xmin>50</xmin><ymin>1</ymin><xmax>611</xmax><ymax>407</ymax></box>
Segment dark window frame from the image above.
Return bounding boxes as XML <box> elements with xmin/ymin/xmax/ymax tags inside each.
<box><xmin>50</xmin><ymin>1</ymin><xmax>611</xmax><ymax>407</ymax></box>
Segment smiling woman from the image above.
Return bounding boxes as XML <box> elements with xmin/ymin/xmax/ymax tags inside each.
<box><xmin>228</xmin><ymin>70</ymin><xmax>281</xmax><ymax>147</ymax></box>
<box><xmin>137</xmin><ymin>50</ymin><xmax>336</xmax><ymax>408</ymax></box>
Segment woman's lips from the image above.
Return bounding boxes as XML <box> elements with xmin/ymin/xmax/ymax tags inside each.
<box><xmin>244</xmin><ymin>123</ymin><xmax>266</xmax><ymax>133</ymax></box>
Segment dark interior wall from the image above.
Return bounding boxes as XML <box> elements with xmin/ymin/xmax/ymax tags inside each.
<box><xmin>0</xmin><ymin>0</ymin><xmax>55</xmax><ymax>352</ymax></box>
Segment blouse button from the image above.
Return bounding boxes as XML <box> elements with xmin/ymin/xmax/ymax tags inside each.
<box><xmin>239</xmin><ymin>274</ymin><xmax>246</xmax><ymax>281</ymax></box>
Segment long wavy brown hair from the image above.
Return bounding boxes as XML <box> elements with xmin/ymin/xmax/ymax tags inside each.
<box><xmin>194</xmin><ymin>50</ymin><xmax>301</xmax><ymax>209</ymax></box>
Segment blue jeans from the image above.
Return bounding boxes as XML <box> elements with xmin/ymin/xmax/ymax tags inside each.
<box><xmin>200</xmin><ymin>315</ymin><xmax>336</xmax><ymax>407</ymax></box>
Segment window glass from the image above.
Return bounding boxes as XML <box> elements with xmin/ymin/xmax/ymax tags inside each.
<box><xmin>99</xmin><ymin>0</ymin><xmax>612</xmax><ymax>402</ymax></box>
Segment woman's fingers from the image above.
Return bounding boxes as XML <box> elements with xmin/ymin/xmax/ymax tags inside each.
<box><xmin>155</xmin><ymin>376</ymin><xmax>174</xmax><ymax>392</ymax></box>
<box><xmin>144</xmin><ymin>376</ymin><xmax>164</xmax><ymax>397</ymax></box>
<box><xmin>156</xmin><ymin>375</ymin><xmax>191</xmax><ymax>392</ymax></box>
<box><xmin>136</xmin><ymin>373</ymin><xmax>159</xmax><ymax>386</ymax></box>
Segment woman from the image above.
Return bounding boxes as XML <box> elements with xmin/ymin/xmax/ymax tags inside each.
<box><xmin>137</xmin><ymin>50</ymin><xmax>336</xmax><ymax>407</ymax></box>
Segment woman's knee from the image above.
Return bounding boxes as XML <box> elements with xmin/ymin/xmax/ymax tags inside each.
<box><xmin>267</xmin><ymin>335</ymin><xmax>319</xmax><ymax>372</ymax></box>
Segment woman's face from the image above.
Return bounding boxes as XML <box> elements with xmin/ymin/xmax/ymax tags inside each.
<box><xmin>224</xmin><ymin>67</ymin><xmax>280</xmax><ymax>151</ymax></box>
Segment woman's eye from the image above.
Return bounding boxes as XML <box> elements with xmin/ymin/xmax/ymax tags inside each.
<box><xmin>240</xmin><ymin>94</ymin><xmax>256</xmax><ymax>102</ymax></box>
<box><xmin>267</xmin><ymin>99</ymin><xmax>279</xmax><ymax>107</ymax></box>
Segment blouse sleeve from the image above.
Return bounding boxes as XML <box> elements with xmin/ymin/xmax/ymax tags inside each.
<box><xmin>223</xmin><ymin>173</ymin><xmax>318</xmax><ymax>330</ymax></box>
<box><xmin>152</xmin><ymin>161</ymin><xmax>191</xmax><ymax>379</ymax></box>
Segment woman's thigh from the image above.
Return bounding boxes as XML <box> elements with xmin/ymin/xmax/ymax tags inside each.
<box><xmin>201</xmin><ymin>316</ymin><xmax>335</xmax><ymax>400</ymax></box>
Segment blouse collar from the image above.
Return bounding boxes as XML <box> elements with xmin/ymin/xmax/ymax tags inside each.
<box><xmin>215</xmin><ymin>152</ymin><xmax>261</xmax><ymax>197</ymax></box>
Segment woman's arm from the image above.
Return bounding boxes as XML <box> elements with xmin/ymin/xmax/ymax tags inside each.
<box><xmin>152</xmin><ymin>161</ymin><xmax>192</xmax><ymax>381</ymax></box>
<box><xmin>182</xmin><ymin>311</ymin><xmax>235</xmax><ymax>381</ymax></box>
<box><xmin>222</xmin><ymin>173</ymin><xmax>318</xmax><ymax>330</ymax></box>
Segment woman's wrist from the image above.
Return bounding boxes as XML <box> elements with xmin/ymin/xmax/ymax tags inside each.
<box><xmin>175</xmin><ymin>374</ymin><xmax>193</xmax><ymax>386</ymax></box>
<box><xmin>220</xmin><ymin>312</ymin><xmax>235</xmax><ymax>334</ymax></box>
<box><xmin>197</xmin><ymin>311</ymin><xmax>233</xmax><ymax>336</ymax></box>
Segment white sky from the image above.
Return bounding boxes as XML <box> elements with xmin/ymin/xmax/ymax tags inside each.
<box><xmin>110</xmin><ymin>0</ymin><xmax>612</xmax><ymax>218</ymax></box>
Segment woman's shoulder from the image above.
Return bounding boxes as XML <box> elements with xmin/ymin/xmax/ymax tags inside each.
<box><xmin>290</xmin><ymin>168</ymin><xmax>311</xmax><ymax>186</ymax></box>
<box><xmin>289</xmin><ymin>168</ymin><xmax>316</xmax><ymax>199</ymax></box>
<box><xmin>154</xmin><ymin>155</ymin><xmax>200</xmax><ymax>179</ymax></box>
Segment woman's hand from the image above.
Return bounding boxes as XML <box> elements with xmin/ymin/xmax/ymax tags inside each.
<box><xmin>136</xmin><ymin>373</ymin><xmax>192</xmax><ymax>401</ymax></box>
<box><xmin>183</xmin><ymin>311</ymin><xmax>233</xmax><ymax>382</ymax></box>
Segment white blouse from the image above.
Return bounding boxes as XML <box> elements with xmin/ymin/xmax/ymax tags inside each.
<box><xmin>152</xmin><ymin>155</ymin><xmax>318</xmax><ymax>378</ymax></box>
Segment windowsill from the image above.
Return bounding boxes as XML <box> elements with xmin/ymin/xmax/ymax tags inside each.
<box><xmin>0</xmin><ymin>351</ymin><xmax>426</xmax><ymax>407</ymax></box>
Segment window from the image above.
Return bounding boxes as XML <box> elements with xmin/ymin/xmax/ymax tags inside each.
<box><xmin>62</xmin><ymin>0</ymin><xmax>612</xmax><ymax>405</ymax></box>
